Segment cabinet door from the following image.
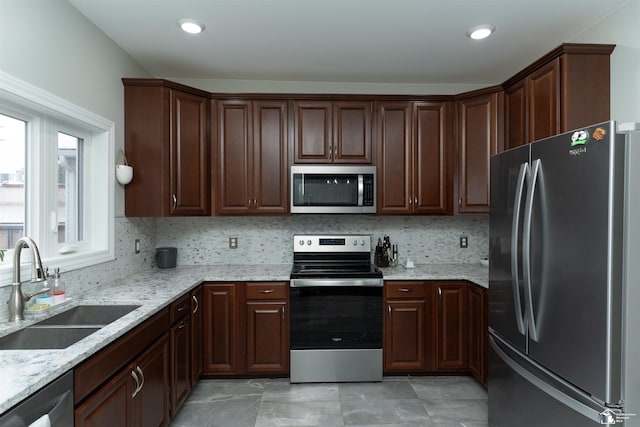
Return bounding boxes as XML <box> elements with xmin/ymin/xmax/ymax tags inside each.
<box><xmin>527</xmin><ymin>58</ymin><xmax>560</xmax><ymax>143</ymax></box>
<box><xmin>190</xmin><ymin>286</ymin><xmax>203</xmax><ymax>385</ymax></box>
<box><xmin>435</xmin><ymin>282</ymin><xmax>467</xmax><ymax>371</ymax></box>
<box><xmin>203</xmin><ymin>284</ymin><xmax>240</xmax><ymax>374</ymax></box>
<box><xmin>293</xmin><ymin>101</ymin><xmax>332</xmax><ymax>163</ymax></box>
<box><xmin>135</xmin><ymin>335</ymin><xmax>170</xmax><ymax>427</ymax></box>
<box><xmin>505</xmin><ymin>80</ymin><xmax>527</xmax><ymax>150</ymax></box>
<box><xmin>376</xmin><ymin>102</ymin><xmax>412</xmax><ymax>214</ymax></box>
<box><xmin>170</xmin><ymin>317</ymin><xmax>191</xmax><ymax>418</ymax></box>
<box><xmin>413</xmin><ymin>102</ymin><xmax>453</xmax><ymax>214</ymax></box>
<box><xmin>384</xmin><ymin>299</ymin><xmax>425</xmax><ymax>372</ymax></box>
<box><xmin>458</xmin><ymin>92</ymin><xmax>499</xmax><ymax>213</ymax></box>
<box><xmin>333</xmin><ymin>101</ymin><xmax>372</xmax><ymax>164</ymax></box>
<box><xmin>467</xmin><ymin>285</ymin><xmax>487</xmax><ymax>387</ymax></box>
<box><xmin>217</xmin><ymin>100</ymin><xmax>252</xmax><ymax>214</ymax></box>
<box><xmin>169</xmin><ymin>90</ymin><xmax>210</xmax><ymax>215</ymax></box>
<box><xmin>253</xmin><ymin>101</ymin><xmax>289</xmax><ymax>214</ymax></box>
<box><xmin>75</xmin><ymin>368</ymin><xmax>134</xmax><ymax>427</ymax></box>
<box><xmin>245</xmin><ymin>301</ymin><xmax>288</xmax><ymax>373</ymax></box>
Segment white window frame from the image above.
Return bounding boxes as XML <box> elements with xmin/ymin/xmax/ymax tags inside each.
<box><xmin>0</xmin><ymin>71</ymin><xmax>114</xmax><ymax>286</ymax></box>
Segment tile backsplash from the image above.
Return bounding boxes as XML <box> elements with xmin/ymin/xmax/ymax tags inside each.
<box><xmin>0</xmin><ymin>214</ymin><xmax>487</xmax><ymax>321</ymax></box>
<box><xmin>155</xmin><ymin>215</ymin><xmax>489</xmax><ymax>266</ymax></box>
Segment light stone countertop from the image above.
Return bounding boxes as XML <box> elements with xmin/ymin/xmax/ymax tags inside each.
<box><xmin>0</xmin><ymin>262</ymin><xmax>487</xmax><ymax>414</ymax></box>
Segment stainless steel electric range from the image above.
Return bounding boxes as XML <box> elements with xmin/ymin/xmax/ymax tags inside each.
<box><xmin>289</xmin><ymin>235</ymin><xmax>383</xmax><ymax>383</ymax></box>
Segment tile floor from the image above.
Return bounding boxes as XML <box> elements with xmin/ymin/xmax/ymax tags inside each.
<box><xmin>170</xmin><ymin>376</ymin><xmax>488</xmax><ymax>427</ymax></box>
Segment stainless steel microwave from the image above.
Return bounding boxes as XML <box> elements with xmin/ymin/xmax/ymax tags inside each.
<box><xmin>290</xmin><ymin>165</ymin><xmax>376</xmax><ymax>214</ymax></box>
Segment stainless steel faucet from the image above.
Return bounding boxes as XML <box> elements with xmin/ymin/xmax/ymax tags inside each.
<box><xmin>7</xmin><ymin>237</ymin><xmax>49</xmax><ymax>322</ymax></box>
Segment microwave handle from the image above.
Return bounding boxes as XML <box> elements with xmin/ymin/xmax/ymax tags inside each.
<box><xmin>358</xmin><ymin>175</ymin><xmax>364</xmax><ymax>206</ymax></box>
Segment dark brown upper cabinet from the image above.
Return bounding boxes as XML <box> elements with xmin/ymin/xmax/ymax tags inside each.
<box><xmin>123</xmin><ymin>79</ymin><xmax>211</xmax><ymax>216</ymax></box>
<box><xmin>294</xmin><ymin>100</ymin><xmax>373</xmax><ymax>164</ymax></box>
<box><xmin>216</xmin><ymin>99</ymin><xmax>288</xmax><ymax>215</ymax></box>
<box><xmin>376</xmin><ymin>101</ymin><xmax>453</xmax><ymax>215</ymax></box>
<box><xmin>503</xmin><ymin>44</ymin><xmax>614</xmax><ymax>150</ymax></box>
<box><xmin>457</xmin><ymin>91</ymin><xmax>501</xmax><ymax>214</ymax></box>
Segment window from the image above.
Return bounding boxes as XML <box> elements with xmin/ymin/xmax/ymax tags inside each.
<box><xmin>0</xmin><ymin>71</ymin><xmax>114</xmax><ymax>285</ymax></box>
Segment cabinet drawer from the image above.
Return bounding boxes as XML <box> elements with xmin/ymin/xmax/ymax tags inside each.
<box><xmin>385</xmin><ymin>282</ymin><xmax>426</xmax><ymax>298</ymax></box>
<box><xmin>170</xmin><ymin>293</ymin><xmax>191</xmax><ymax>323</ymax></box>
<box><xmin>246</xmin><ymin>282</ymin><xmax>287</xmax><ymax>300</ymax></box>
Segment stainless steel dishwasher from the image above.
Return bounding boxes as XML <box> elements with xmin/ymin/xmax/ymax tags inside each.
<box><xmin>0</xmin><ymin>371</ymin><xmax>73</xmax><ymax>427</ymax></box>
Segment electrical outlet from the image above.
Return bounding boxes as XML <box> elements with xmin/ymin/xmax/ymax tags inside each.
<box><xmin>134</xmin><ymin>239</ymin><xmax>140</xmax><ymax>254</ymax></box>
<box><xmin>460</xmin><ymin>236</ymin><xmax>468</xmax><ymax>248</ymax></box>
<box><xmin>229</xmin><ymin>237</ymin><xmax>238</xmax><ymax>249</ymax></box>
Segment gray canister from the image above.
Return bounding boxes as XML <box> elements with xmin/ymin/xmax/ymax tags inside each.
<box><xmin>156</xmin><ymin>247</ymin><xmax>177</xmax><ymax>269</ymax></box>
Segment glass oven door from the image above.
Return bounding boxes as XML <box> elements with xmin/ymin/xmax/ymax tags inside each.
<box><xmin>290</xmin><ymin>285</ymin><xmax>382</xmax><ymax>350</ymax></box>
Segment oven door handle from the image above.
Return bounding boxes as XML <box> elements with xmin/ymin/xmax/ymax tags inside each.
<box><xmin>290</xmin><ymin>278</ymin><xmax>383</xmax><ymax>287</ymax></box>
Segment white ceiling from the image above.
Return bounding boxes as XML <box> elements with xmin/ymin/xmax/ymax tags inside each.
<box><xmin>68</xmin><ymin>0</ymin><xmax>628</xmax><ymax>85</ymax></box>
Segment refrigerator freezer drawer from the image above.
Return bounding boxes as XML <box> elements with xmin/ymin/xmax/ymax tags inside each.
<box><xmin>489</xmin><ymin>335</ymin><xmax>622</xmax><ymax>426</ymax></box>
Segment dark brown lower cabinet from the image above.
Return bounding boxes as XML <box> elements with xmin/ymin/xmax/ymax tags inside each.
<box><xmin>435</xmin><ymin>281</ymin><xmax>468</xmax><ymax>371</ymax></box>
<box><xmin>75</xmin><ymin>334</ymin><xmax>170</xmax><ymax>427</ymax></box>
<box><xmin>245</xmin><ymin>283</ymin><xmax>288</xmax><ymax>374</ymax></box>
<box><xmin>203</xmin><ymin>282</ymin><xmax>289</xmax><ymax>376</ymax></box>
<box><xmin>190</xmin><ymin>286</ymin><xmax>204</xmax><ymax>385</ymax></box>
<box><xmin>467</xmin><ymin>284</ymin><xmax>488</xmax><ymax>387</ymax></box>
<box><xmin>203</xmin><ymin>283</ymin><xmax>240</xmax><ymax>374</ymax></box>
<box><xmin>383</xmin><ymin>280</ymin><xmax>484</xmax><ymax>382</ymax></box>
<box><xmin>170</xmin><ymin>315</ymin><xmax>191</xmax><ymax>417</ymax></box>
<box><xmin>384</xmin><ymin>282</ymin><xmax>429</xmax><ymax>372</ymax></box>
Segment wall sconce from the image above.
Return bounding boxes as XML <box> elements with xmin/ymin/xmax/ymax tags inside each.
<box><xmin>116</xmin><ymin>149</ymin><xmax>133</xmax><ymax>185</ymax></box>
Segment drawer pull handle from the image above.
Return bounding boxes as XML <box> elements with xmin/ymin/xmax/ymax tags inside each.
<box><xmin>260</xmin><ymin>289</ymin><xmax>274</xmax><ymax>294</ymax></box>
<box><xmin>172</xmin><ymin>194</ymin><xmax>177</xmax><ymax>209</ymax></box>
<box><xmin>388</xmin><ymin>305</ymin><xmax>391</xmax><ymax>318</ymax></box>
<box><xmin>282</xmin><ymin>306</ymin><xmax>285</xmax><ymax>321</ymax></box>
<box><xmin>131</xmin><ymin>370</ymin><xmax>140</xmax><ymax>398</ymax></box>
<box><xmin>192</xmin><ymin>295</ymin><xmax>199</xmax><ymax>314</ymax></box>
<box><xmin>177</xmin><ymin>304</ymin><xmax>187</xmax><ymax>312</ymax></box>
<box><xmin>178</xmin><ymin>320</ymin><xmax>186</xmax><ymax>329</ymax></box>
<box><xmin>398</xmin><ymin>288</ymin><xmax>412</xmax><ymax>292</ymax></box>
<box><xmin>136</xmin><ymin>366</ymin><xmax>145</xmax><ymax>392</ymax></box>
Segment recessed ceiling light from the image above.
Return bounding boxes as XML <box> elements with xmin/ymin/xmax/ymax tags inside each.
<box><xmin>467</xmin><ymin>24</ymin><xmax>495</xmax><ymax>40</ymax></box>
<box><xmin>178</xmin><ymin>19</ymin><xmax>205</xmax><ymax>34</ymax></box>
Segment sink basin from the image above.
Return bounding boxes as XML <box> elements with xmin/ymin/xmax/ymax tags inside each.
<box><xmin>0</xmin><ymin>326</ymin><xmax>100</xmax><ymax>350</ymax></box>
<box><xmin>34</xmin><ymin>305</ymin><xmax>141</xmax><ymax>327</ymax></box>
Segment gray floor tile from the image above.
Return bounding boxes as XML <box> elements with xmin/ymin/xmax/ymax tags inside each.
<box><xmin>255</xmin><ymin>400</ymin><xmax>344</xmax><ymax>427</ymax></box>
<box><xmin>262</xmin><ymin>383</ymin><xmax>340</xmax><ymax>402</ymax></box>
<box><xmin>170</xmin><ymin>376</ymin><xmax>488</xmax><ymax>427</ymax></box>
<box><xmin>410</xmin><ymin>377</ymin><xmax>487</xmax><ymax>401</ymax></box>
<box><xmin>339</xmin><ymin>380</ymin><xmax>418</xmax><ymax>401</ymax></box>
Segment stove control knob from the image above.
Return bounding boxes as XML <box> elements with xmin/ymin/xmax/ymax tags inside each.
<box><xmin>359</xmin><ymin>239</ymin><xmax>366</xmax><ymax>246</ymax></box>
<box><xmin>307</xmin><ymin>240</ymin><xmax>312</xmax><ymax>246</ymax></box>
<box><xmin>298</xmin><ymin>240</ymin><xmax>304</xmax><ymax>246</ymax></box>
<box><xmin>352</xmin><ymin>239</ymin><xmax>358</xmax><ymax>246</ymax></box>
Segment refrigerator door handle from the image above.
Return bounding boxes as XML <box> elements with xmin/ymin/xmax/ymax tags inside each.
<box><xmin>489</xmin><ymin>335</ymin><xmax>621</xmax><ymax>425</ymax></box>
<box><xmin>523</xmin><ymin>158</ymin><xmax>541</xmax><ymax>342</ymax></box>
<box><xmin>511</xmin><ymin>162</ymin><xmax>529</xmax><ymax>335</ymax></box>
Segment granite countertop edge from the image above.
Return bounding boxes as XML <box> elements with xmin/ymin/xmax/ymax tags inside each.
<box><xmin>0</xmin><ymin>262</ymin><xmax>488</xmax><ymax>414</ymax></box>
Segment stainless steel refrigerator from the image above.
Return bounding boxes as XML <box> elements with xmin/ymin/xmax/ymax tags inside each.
<box><xmin>489</xmin><ymin>121</ymin><xmax>640</xmax><ymax>426</ymax></box>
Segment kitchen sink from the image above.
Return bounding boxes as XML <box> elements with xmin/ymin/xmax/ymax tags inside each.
<box><xmin>0</xmin><ymin>305</ymin><xmax>141</xmax><ymax>350</ymax></box>
<box><xmin>34</xmin><ymin>305</ymin><xmax>141</xmax><ymax>327</ymax></box>
<box><xmin>0</xmin><ymin>326</ymin><xmax>101</xmax><ymax>350</ymax></box>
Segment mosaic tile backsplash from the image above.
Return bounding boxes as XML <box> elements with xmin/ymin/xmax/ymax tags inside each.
<box><xmin>0</xmin><ymin>214</ymin><xmax>488</xmax><ymax>320</ymax></box>
<box><xmin>155</xmin><ymin>215</ymin><xmax>489</xmax><ymax>266</ymax></box>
